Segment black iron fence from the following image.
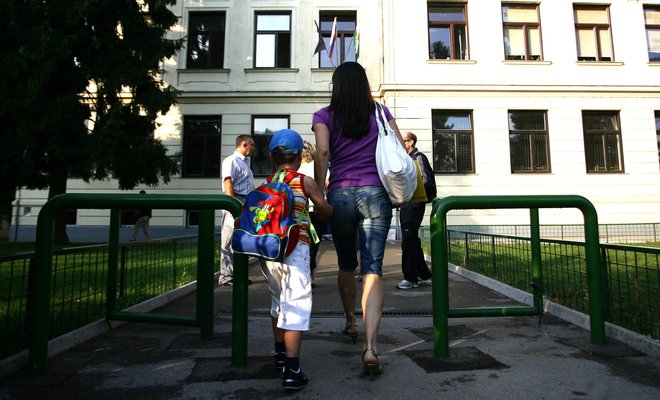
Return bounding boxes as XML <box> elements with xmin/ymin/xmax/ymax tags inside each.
<box><xmin>432</xmin><ymin>228</ymin><xmax>659</xmax><ymax>340</ymax></box>
<box><xmin>0</xmin><ymin>236</ymin><xmax>207</xmax><ymax>360</ymax></box>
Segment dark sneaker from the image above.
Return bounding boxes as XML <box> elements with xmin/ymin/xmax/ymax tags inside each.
<box><xmin>418</xmin><ymin>278</ymin><xmax>432</xmax><ymax>286</ymax></box>
<box><xmin>274</xmin><ymin>352</ymin><xmax>286</xmax><ymax>371</ymax></box>
<box><xmin>282</xmin><ymin>368</ymin><xmax>308</xmax><ymax>390</ymax></box>
<box><xmin>396</xmin><ymin>279</ymin><xmax>419</xmax><ymax>289</ymax></box>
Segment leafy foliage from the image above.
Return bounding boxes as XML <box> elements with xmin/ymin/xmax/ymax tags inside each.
<box><xmin>0</xmin><ymin>0</ymin><xmax>183</xmax><ymax>241</ymax></box>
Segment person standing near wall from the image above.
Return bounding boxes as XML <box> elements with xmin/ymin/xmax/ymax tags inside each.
<box><xmin>397</xmin><ymin>132</ymin><xmax>436</xmax><ymax>289</ymax></box>
<box><xmin>131</xmin><ymin>190</ymin><xmax>151</xmax><ymax>241</ymax></box>
<box><xmin>218</xmin><ymin>135</ymin><xmax>255</xmax><ymax>286</ymax></box>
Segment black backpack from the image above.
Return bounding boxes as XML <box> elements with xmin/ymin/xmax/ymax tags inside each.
<box><xmin>411</xmin><ymin>149</ymin><xmax>437</xmax><ymax>203</ymax></box>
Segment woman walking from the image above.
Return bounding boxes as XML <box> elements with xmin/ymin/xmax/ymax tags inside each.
<box><xmin>312</xmin><ymin>61</ymin><xmax>406</xmax><ymax>375</ymax></box>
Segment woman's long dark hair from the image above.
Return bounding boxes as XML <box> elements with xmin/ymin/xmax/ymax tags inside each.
<box><xmin>329</xmin><ymin>62</ymin><xmax>375</xmax><ymax>139</ymax></box>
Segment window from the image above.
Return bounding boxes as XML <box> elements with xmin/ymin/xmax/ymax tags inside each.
<box><xmin>318</xmin><ymin>12</ymin><xmax>357</xmax><ymax>68</ymax></box>
<box><xmin>186</xmin><ymin>210</ymin><xmax>200</xmax><ymax>227</ymax></box>
<box><xmin>574</xmin><ymin>5</ymin><xmax>613</xmax><ymax>62</ymax></box>
<box><xmin>644</xmin><ymin>6</ymin><xmax>660</xmax><ymax>62</ymax></box>
<box><xmin>432</xmin><ymin>110</ymin><xmax>474</xmax><ymax>173</ymax></box>
<box><xmin>508</xmin><ymin>111</ymin><xmax>550</xmax><ymax>173</ymax></box>
<box><xmin>582</xmin><ymin>111</ymin><xmax>623</xmax><ymax>173</ymax></box>
<box><xmin>251</xmin><ymin>116</ymin><xmax>289</xmax><ymax>176</ymax></box>
<box><xmin>427</xmin><ymin>3</ymin><xmax>468</xmax><ymax>60</ymax></box>
<box><xmin>186</xmin><ymin>12</ymin><xmax>225</xmax><ymax>69</ymax></box>
<box><xmin>655</xmin><ymin>111</ymin><xmax>660</xmax><ymax>169</ymax></box>
<box><xmin>254</xmin><ymin>12</ymin><xmax>291</xmax><ymax>68</ymax></box>
<box><xmin>182</xmin><ymin>116</ymin><xmax>221</xmax><ymax>178</ymax></box>
<box><xmin>502</xmin><ymin>3</ymin><xmax>542</xmax><ymax>61</ymax></box>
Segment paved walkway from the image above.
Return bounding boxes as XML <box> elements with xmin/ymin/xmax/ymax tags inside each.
<box><xmin>1</xmin><ymin>241</ymin><xmax>659</xmax><ymax>399</ymax></box>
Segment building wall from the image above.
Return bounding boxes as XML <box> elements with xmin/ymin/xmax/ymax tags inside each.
<box><xmin>10</xmin><ymin>0</ymin><xmax>660</xmax><ymax>241</ymax></box>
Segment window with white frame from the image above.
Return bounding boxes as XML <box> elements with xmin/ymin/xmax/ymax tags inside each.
<box><xmin>432</xmin><ymin>110</ymin><xmax>474</xmax><ymax>173</ymax></box>
<box><xmin>186</xmin><ymin>12</ymin><xmax>225</xmax><ymax>69</ymax></box>
<box><xmin>427</xmin><ymin>3</ymin><xmax>469</xmax><ymax>60</ymax></box>
<box><xmin>644</xmin><ymin>6</ymin><xmax>660</xmax><ymax>62</ymax></box>
<box><xmin>574</xmin><ymin>5</ymin><xmax>613</xmax><ymax>62</ymax></box>
<box><xmin>254</xmin><ymin>12</ymin><xmax>291</xmax><ymax>68</ymax></box>
<box><xmin>508</xmin><ymin>110</ymin><xmax>550</xmax><ymax>173</ymax></box>
<box><xmin>251</xmin><ymin>116</ymin><xmax>289</xmax><ymax>176</ymax></box>
<box><xmin>182</xmin><ymin>116</ymin><xmax>221</xmax><ymax>178</ymax></box>
<box><xmin>502</xmin><ymin>3</ymin><xmax>542</xmax><ymax>61</ymax></box>
<box><xmin>582</xmin><ymin>111</ymin><xmax>623</xmax><ymax>173</ymax></box>
<box><xmin>318</xmin><ymin>12</ymin><xmax>357</xmax><ymax>68</ymax></box>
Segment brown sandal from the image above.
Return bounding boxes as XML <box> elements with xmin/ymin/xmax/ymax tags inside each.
<box><xmin>342</xmin><ymin>322</ymin><xmax>358</xmax><ymax>344</ymax></box>
<box><xmin>361</xmin><ymin>347</ymin><xmax>384</xmax><ymax>376</ymax></box>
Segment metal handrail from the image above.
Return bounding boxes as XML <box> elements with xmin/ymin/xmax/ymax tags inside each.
<box><xmin>430</xmin><ymin>195</ymin><xmax>605</xmax><ymax>358</ymax></box>
<box><xmin>28</xmin><ymin>193</ymin><xmax>249</xmax><ymax>372</ymax></box>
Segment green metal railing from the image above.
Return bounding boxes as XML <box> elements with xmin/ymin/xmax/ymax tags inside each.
<box><xmin>430</xmin><ymin>195</ymin><xmax>605</xmax><ymax>358</ymax></box>
<box><xmin>28</xmin><ymin>193</ymin><xmax>249</xmax><ymax>373</ymax></box>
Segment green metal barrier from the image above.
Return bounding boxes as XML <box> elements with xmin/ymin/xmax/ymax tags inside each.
<box><xmin>28</xmin><ymin>193</ymin><xmax>249</xmax><ymax>372</ymax></box>
<box><xmin>430</xmin><ymin>195</ymin><xmax>605</xmax><ymax>358</ymax></box>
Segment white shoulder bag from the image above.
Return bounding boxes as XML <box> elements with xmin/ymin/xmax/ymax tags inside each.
<box><xmin>374</xmin><ymin>102</ymin><xmax>418</xmax><ymax>204</ymax></box>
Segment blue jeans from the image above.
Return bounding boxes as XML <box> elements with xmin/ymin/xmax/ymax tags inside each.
<box><xmin>328</xmin><ymin>186</ymin><xmax>393</xmax><ymax>276</ymax></box>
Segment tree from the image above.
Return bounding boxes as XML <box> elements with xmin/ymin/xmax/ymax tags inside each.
<box><xmin>0</xmin><ymin>0</ymin><xmax>183</xmax><ymax>243</ymax></box>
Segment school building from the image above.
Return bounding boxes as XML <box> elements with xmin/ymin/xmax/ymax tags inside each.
<box><xmin>9</xmin><ymin>0</ymin><xmax>660</xmax><ymax>242</ymax></box>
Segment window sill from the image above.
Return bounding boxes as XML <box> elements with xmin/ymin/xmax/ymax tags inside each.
<box><xmin>427</xmin><ymin>59</ymin><xmax>476</xmax><ymax>65</ymax></box>
<box><xmin>502</xmin><ymin>60</ymin><xmax>552</xmax><ymax>66</ymax></box>
<box><xmin>576</xmin><ymin>61</ymin><xmax>624</xmax><ymax>66</ymax></box>
<box><xmin>648</xmin><ymin>62</ymin><xmax>660</xmax><ymax>66</ymax></box>
<box><xmin>177</xmin><ymin>68</ymin><xmax>231</xmax><ymax>74</ymax></box>
<box><xmin>244</xmin><ymin>68</ymin><xmax>300</xmax><ymax>73</ymax></box>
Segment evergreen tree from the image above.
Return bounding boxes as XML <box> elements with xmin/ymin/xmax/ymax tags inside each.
<box><xmin>0</xmin><ymin>0</ymin><xmax>183</xmax><ymax>242</ymax></box>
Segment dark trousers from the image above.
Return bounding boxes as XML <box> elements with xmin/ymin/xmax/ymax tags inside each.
<box><xmin>400</xmin><ymin>203</ymin><xmax>432</xmax><ymax>283</ymax></box>
<box><xmin>309</xmin><ymin>211</ymin><xmax>327</xmax><ymax>271</ymax></box>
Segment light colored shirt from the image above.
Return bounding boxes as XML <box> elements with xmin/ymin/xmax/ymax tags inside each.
<box><xmin>297</xmin><ymin>161</ymin><xmax>315</xmax><ymax>212</ymax></box>
<box><xmin>222</xmin><ymin>151</ymin><xmax>254</xmax><ymax>196</ymax></box>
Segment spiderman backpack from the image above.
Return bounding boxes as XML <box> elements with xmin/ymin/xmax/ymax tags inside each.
<box><xmin>231</xmin><ymin>169</ymin><xmax>306</xmax><ymax>261</ymax></box>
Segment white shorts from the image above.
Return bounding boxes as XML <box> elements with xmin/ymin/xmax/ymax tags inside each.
<box><xmin>260</xmin><ymin>242</ymin><xmax>312</xmax><ymax>331</ymax></box>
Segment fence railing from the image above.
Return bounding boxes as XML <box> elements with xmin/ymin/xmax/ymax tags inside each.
<box><xmin>444</xmin><ymin>223</ymin><xmax>660</xmax><ymax>244</ymax></box>
<box><xmin>442</xmin><ymin>231</ymin><xmax>659</xmax><ymax>341</ymax></box>
<box><xmin>0</xmin><ymin>236</ymin><xmax>205</xmax><ymax>361</ymax></box>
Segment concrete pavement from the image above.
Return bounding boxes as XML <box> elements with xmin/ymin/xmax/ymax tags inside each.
<box><xmin>1</xmin><ymin>240</ymin><xmax>659</xmax><ymax>399</ymax></box>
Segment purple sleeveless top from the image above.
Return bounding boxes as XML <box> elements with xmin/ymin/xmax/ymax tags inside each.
<box><xmin>312</xmin><ymin>103</ymin><xmax>394</xmax><ymax>194</ymax></box>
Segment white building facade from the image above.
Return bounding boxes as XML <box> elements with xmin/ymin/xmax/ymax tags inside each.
<box><xmin>10</xmin><ymin>0</ymin><xmax>660</xmax><ymax>241</ymax></box>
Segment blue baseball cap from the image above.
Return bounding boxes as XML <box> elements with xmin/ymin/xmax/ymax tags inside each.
<box><xmin>269</xmin><ymin>129</ymin><xmax>304</xmax><ymax>155</ymax></box>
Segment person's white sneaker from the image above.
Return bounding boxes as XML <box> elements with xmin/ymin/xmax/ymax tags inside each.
<box><xmin>396</xmin><ymin>279</ymin><xmax>419</xmax><ymax>289</ymax></box>
<box><xmin>418</xmin><ymin>278</ymin><xmax>432</xmax><ymax>286</ymax></box>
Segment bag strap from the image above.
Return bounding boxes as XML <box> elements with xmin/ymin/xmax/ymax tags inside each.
<box><xmin>374</xmin><ymin>102</ymin><xmax>389</xmax><ymax>137</ymax></box>
<box><xmin>270</xmin><ymin>168</ymin><xmax>320</xmax><ymax>244</ymax></box>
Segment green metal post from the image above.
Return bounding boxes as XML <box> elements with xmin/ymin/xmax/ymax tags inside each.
<box><xmin>28</xmin><ymin>200</ymin><xmax>56</xmax><ymax>372</ymax></box>
<box><xmin>581</xmin><ymin>200</ymin><xmax>605</xmax><ymax>344</ymax></box>
<box><xmin>231</xmin><ymin>252</ymin><xmax>249</xmax><ymax>366</ymax></box>
<box><xmin>530</xmin><ymin>208</ymin><xmax>543</xmax><ymax>314</ymax></box>
<box><xmin>197</xmin><ymin>209</ymin><xmax>215</xmax><ymax>339</ymax></box>
<box><xmin>106</xmin><ymin>209</ymin><xmax>121</xmax><ymax>317</ymax></box>
<box><xmin>430</xmin><ymin>199</ymin><xmax>450</xmax><ymax>358</ymax></box>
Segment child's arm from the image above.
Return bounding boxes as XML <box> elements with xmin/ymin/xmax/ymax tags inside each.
<box><xmin>303</xmin><ymin>176</ymin><xmax>332</xmax><ymax>219</ymax></box>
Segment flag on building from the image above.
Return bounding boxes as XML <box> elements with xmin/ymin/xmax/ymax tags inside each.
<box><xmin>313</xmin><ymin>20</ymin><xmax>326</xmax><ymax>56</ymax></box>
<box><xmin>327</xmin><ymin>17</ymin><xmax>338</xmax><ymax>62</ymax></box>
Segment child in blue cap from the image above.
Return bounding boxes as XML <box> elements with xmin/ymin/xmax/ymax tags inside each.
<box><xmin>263</xmin><ymin>129</ymin><xmax>332</xmax><ymax>390</ymax></box>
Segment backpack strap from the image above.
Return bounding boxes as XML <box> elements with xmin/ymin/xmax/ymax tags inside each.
<box><xmin>269</xmin><ymin>168</ymin><xmax>320</xmax><ymax>244</ymax></box>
